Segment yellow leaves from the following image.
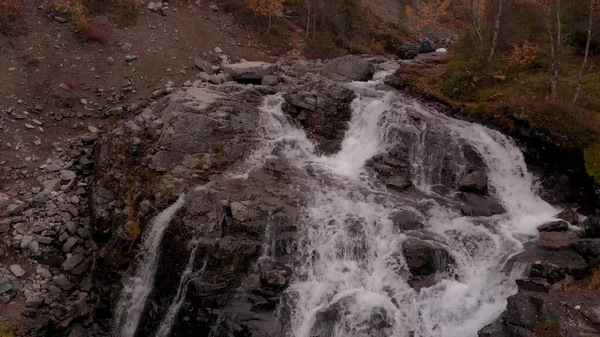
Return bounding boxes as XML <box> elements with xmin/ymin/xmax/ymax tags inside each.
<box><xmin>50</xmin><ymin>1</ymin><xmax>87</xmax><ymax>27</ymax></box>
<box><xmin>245</xmin><ymin>0</ymin><xmax>283</xmax><ymax>17</ymax></box>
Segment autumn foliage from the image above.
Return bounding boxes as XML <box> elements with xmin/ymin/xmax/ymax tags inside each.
<box><xmin>245</xmin><ymin>0</ymin><xmax>283</xmax><ymax>33</ymax></box>
<box><xmin>508</xmin><ymin>41</ymin><xmax>540</xmax><ymax>68</ymax></box>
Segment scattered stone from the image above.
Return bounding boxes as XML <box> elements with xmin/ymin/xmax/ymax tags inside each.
<box><xmin>0</xmin><ymin>281</ymin><xmax>13</xmax><ymax>295</ymax></box>
<box><xmin>36</xmin><ymin>268</ymin><xmax>52</xmax><ymax>279</ymax></box>
<box><xmin>42</xmin><ymin>179</ymin><xmax>61</xmax><ymax>192</ymax></box>
<box><xmin>88</xmin><ymin>125</ymin><xmax>99</xmax><ymax>133</ymax></box>
<box><xmin>20</xmin><ymin>235</ymin><xmax>33</xmax><ymax>249</ymax></box>
<box><xmin>10</xmin><ymin>264</ymin><xmax>26</xmax><ymax>277</ymax></box>
<box><xmin>62</xmin><ymin>253</ymin><xmax>84</xmax><ymax>271</ymax></box>
<box><xmin>292</xmin><ymin>60</ymin><xmax>308</xmax><ymax>77</ymax></box>
<box><xmin>62</xmin><ymin>237</ymin><xmax>78</xmax><ymax>253</ymax></box>
<box><xmin>184</xmin><ymin>80</ymin><xmax>192</xmax><ymax>87</ymax></box>
<box><xmin>209</xmin><ymin>74</ymin><xmax>222</xmax><ymax>85</ymax></box>
<box><xmin>214</xmin><ymin>46</ymin><xmax>223</xmax><ymax>53</ymax></box>
<box><xmin>222</xmin><ymin>61</ymin><xmax>277</xmax><ymax>80</ymax></box>
<box><xmin>321</xmin><ymin>55</ymin><xmax>375</xmax><ymax>82</ymax></box>
<box><xmin>60</xmin><ymin>170</ymin><xmax>77</xmax><ymax>181</ymax></box>
<box><xmin>148</xmin><ymin>1</ymin><xmax>159</xmax><ymax>11</ymax></box>
<box><xmin>194</xmin><ymin>57</ymin><xmax>214</xmax><ymax>75</ymax></box>
<box><xmin>54</xmin><ymin>274</ymin><xmax>73</xmax><ymax>291</ymax></box>
<box><xmin>210</xmin><ymin>4</ymin><xmax>219</xmax><ymax>11</ymax></box>
<box><xmin>261</xmin><ymin>75</ymin><xmax>279</xmax><ymax>86</ymax></box>
<box><xmin>120</xmin><ymin>42</ymin><xmax>133</xmax><ymax>53</ymax></box>
<box><xmin>107</xmin><ymin>57</ymin><xmax>115</xmax><ymax>65</ymax></box>
<box><xmin>199</xmin><ymin>72</ymin><xmax>211</xmax><ymax>82</ymax></box>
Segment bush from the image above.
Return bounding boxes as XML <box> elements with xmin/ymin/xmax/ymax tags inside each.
<box><xmin>508</xmin><ymin>40</ymin><xmax>540</xmax><ymax>69</ymax></box>
<box><xmin>49</xmin><ymin>0</ymin><xmax>87</xmax><ymax>28</ymax></box>
<box><xmin>0</xmin><ymin>0</ymin><xmax>24</xmax><ymax>35</ymax></box>
<box><xmin>78</xmin><ymin>23</ymin><xmax>108</xmax><ymax>43</ymax></box>
<box><xmin>506</xmin><ymin>97</ymin><xmax>599</xmax><ymax>148</ymax></box>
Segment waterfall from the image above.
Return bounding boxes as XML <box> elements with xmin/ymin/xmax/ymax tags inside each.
<box><xmin>250</xmin><ymin>71</ymin><xmax>557</xmax><ymax>337</ymax></box>
<box><xmin>113</xmin><ymin>194</ymin><xmax>186</xmax><ymax>337</ymax></box>
<box><xmin>155</xmin><ymin>241</ymin><xmax>204</xmax><ymax>337</ymax></box>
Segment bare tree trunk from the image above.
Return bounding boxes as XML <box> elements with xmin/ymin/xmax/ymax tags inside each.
<box><xmin>550</xmin><ymin>0</ymin><xmax>562</xmax><ymax>100</ymax></box>
<box><xmin>545</xmin><ymin>16</ymin><xmax>558</xmax><ymax>100</ymax></box>
<box><xmin>311</xmin><ymin>0</ymin><xmax>317</xmax><ymax>40</ymax></box>
<box><xmin>470</xmin><ymin>0</ymin><xmax>483</xmax><ymax>41</ymax></box>
<box><xmin>573</xmin><ymin>0</ymin><xmax>593</xmax><ymax>104</ymax></box>
<box><xmin>268</xmin><ymin>14</ymin><xmax>272</xmax><ymax>35</ymax></box>
<box><xmin>305</xmin><ymin>2</ymin><xmax>311</xmax><ymax>38</ymax></box>
<box><xmin>488</xmin><ymin>0</ymin><xmax>505</xmax><ymax>62</ymax></box>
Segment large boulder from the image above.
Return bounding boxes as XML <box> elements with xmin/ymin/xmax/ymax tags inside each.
<box><xmin>309</xmin><ymin>296</ymin><xmax>393</xmax><ymax>337</ymax></box>
<box><xmin>401</xmin><ymin>238</ymin><xmax>455</xmax><ymax>290</ymax></box>
<box><xmin>456</xmin><ymin>192</ymin><xmax>506</xmax><ymax>217</ymax></box>
<box><xmin>571</xmin><ymin>239</ymin><xmax>600</xmax><ymax>264</ymax></box>
<box><xmin>282</xmin><ymin>79</ymin><xmax>356</xmax><ymax>154</ymax></box>
<box><xmin>397</xmin><ymin>44</ymin><xmax>418</xmax><ymax>60</ymax></box>
<box><xmin>194</xmin><ymin>57</ymin><xmax>214</xmax><ymax>75</ymax></box>
<box><xmin>222</xmin><ymin>61</ymin><xmax>277</xmax><ymax>81</ymax></box>
<box><xmin>504</xmin><ymin>292</ymin><xmax>600</xmax><ymax>337</ymax></box>
<box><xmin>321</xmin><ymin>55</ymin><xmax>375</xmax><ymax>82</ymax></box>
<box><xmin>383</xmin><ymin>68</ymin><xmax>407</xmax><ymax>90</ymax></box>
<box><xmin>508</xmin><ymin>246</ymin><xmax>588</xmax><ymax>283</ymax></box>
<box><xmin>582</xmin><ymin>216</ymin><xmax>600</xmax><ymax>238</ymax></box>
<box><xmin>458</xmin><ymin>170</ymin><xmax>488</xmax><ymax>194</ymax></box>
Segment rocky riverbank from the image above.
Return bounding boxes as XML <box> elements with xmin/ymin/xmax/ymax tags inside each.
<box><xmin>1</xmin><ymin>53</ymin><xmax>599</xmax><ymax>337</ymax></box>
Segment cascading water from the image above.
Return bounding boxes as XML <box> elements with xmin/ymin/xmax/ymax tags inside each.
<box><xmin>114</xmin><ymin>194</ymin><xmax>186</xmax><ymax>337</ymax></box>
<box><xmin>112</xmin><ymin>64</ymin><xmax>557</xmax><ymax>337</ymax></box>
<box><xmin>247</xmin><ymin>68</ymin><xmax>558</xmax><ymax>337</ymax></box>
<box><xmin>156</xmin><ymin>241</ymin><xmax>204</xmax><ymax>337</ymax></box>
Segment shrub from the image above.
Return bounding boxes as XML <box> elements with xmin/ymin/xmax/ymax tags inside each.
<box><xmin>506</xmin><ymin>96</ymin><xmax>599</xmax><ymax>149</ymax></box>
<box><xmin>508</xmin><ymin>40</ymin><xmax>540</xmax><ymax>69</ymax></box>
<box><xmin>49</xmin><ymin>0</ymin><xmax>87</xmax><ymax>28</ymax></box>
<box><xmin>78</xmin><ymin>23</ymin><xmax>108</xmax><ymax>43</ymax></box>
<box><xmin>64</xmin><ymin>80</ymin><xmax>78</xmax><ymax>89</ymax></box>
<box><xmin>0</xmin><ymin>0</ymin><xmax>24</xmax><ymax>35</ymax></box>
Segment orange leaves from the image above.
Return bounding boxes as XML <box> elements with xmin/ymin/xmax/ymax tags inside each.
<box><xmin>245</xmin><ymin>0</ymin><xmax>283</xmax><ymax>17</ymax></box>
<box><xmin>508</xmin><ymin>40</ymin><xmax>539</xmax><ymax>68</ymax></box>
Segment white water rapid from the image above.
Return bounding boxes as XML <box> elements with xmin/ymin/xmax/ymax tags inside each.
<box><xmin>114</xmin><ymin>194</ymin><xmax>186</xmax><ymax>337</ymax></box>
<box><xmin>249</xmin><ymin>68</ymin><xmax>558</xmax><ymax>337</ymax></box>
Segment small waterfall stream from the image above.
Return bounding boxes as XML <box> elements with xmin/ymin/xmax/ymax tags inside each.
<box><xmin>113</xmin><ymin>194</ymin><xmax>186</xmax><ymax>337</ymax></box>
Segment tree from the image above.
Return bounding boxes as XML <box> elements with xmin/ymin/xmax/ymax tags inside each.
<box><xmin>488</xmin><ymin>0</ymin><xmax>505</xmax><ymax>61</ymax></box>
<box><xmin>573</xmin><ymin>0</ymin><xmax>597</xmax><ymax>104</ymax></box>
<box><xmin>465</xmin><ymin>0</ymin><xmax>487</xmax><ymax>41</ymax></box>
<box><xmin>519</xmin><ymin>0</ymin><xmax>563</xmax><ymax>100</ymax></box>
<box><xmin>246</xmin><ymin>0</ymin><xmax>284</xmax><ymax>34</ymax></box>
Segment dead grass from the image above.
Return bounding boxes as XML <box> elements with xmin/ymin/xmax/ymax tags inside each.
<box><xmin>0</xmin><ymin>320</ymin><xmax>18</xmax><ymax>337</ymax></box>
<box><xmin>0</xmin><ymin>0</ymin><xmax>25</xmax><ymax>35</ymax></box>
